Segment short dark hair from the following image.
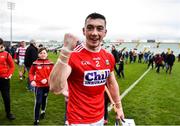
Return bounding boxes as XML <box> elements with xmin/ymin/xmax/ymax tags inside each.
<box><xmin>0</xmin><ymin>38</ymin><xmax>4</xmax><ymax>45</ymax></box>
<box><xmin>38</xmin><ymin>47</ymin><xmax>47</xmax><ymax>54</ymax></box>
<box><xmin>85</xmin><ymin>12</ymin><xmax>106</xmax><ymax>25</ymax></box>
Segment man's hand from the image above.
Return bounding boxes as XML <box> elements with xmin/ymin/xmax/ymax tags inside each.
<box><xmin>63</xmin><ymin>33</ymin><xmax>79</xmax><ymax>52</ymax></box>
<box><xmin>115</xmin><ymin>107</ymin><xmax>125</xmax><ymax>122</ymax></box>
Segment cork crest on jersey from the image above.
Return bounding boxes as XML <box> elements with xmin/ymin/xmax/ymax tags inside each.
<box><xmin>83</xmin><ymin>69</ymin><xmax>110</xmax><ymax>86</ymax></box>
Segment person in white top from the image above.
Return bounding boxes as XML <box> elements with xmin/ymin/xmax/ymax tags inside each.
<box><xmin>15</xmin><ymin>41</ymin><xmax>26</xmax><ymax>80</ymax></box>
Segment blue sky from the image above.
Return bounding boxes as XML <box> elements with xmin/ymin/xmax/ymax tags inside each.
<box><xmin>0</xmin><ymin>0</ymin><xmax>180</xmax><ymax>42</ymax></box>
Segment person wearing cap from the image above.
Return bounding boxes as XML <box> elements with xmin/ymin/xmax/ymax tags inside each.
<box><xmin>0</xmin><ymin>38</ymin><xmax>16</xmax><ymax>120</ymax></box>
<box><xmin>24</xmin><ymin>40</ymin><xmax>38</xmax><ymax>91</ymax></box>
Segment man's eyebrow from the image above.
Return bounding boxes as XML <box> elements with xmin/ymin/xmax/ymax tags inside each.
<box><xmin>86</xmin><ymin>24</ymin><xmax>104</xmax><ymax>27</ymax></box>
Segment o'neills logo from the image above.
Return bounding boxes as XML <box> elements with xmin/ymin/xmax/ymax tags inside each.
<box><xmin>83</xmin><ymin>69</ymin><xmax>110</xmax><ymax>86</ymax></box>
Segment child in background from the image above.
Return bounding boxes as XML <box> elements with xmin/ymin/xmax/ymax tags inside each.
<box><xmin>29</xmin><ymin>47</ymin><xmax>54</xmax><ymax>125</ymax></box>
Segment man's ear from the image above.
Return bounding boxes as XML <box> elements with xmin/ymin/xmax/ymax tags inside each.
<box><xmin>82</xmin><ymin>27</ymin><xmax>85</xmax><ymax>36</ymax></box>
<box><xmin>104</xmin><ymin>29</ymin><xmax>107</xmax><ymax>37</ymax></box>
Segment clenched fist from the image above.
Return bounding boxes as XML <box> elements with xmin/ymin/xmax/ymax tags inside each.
<box><xmin>63</xmin><ymin>33</ymin><xmax>79</xmax><ymax>52</ymax></box>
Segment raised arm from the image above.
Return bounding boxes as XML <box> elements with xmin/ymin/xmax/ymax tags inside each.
<box><xmin>49</xmin><ymin>33</ymin><xmax>78</xmax><ymax>95</ymax></box>
<box><xmin>107</xmin><ymin>71</ymin><xmax>124</xmax><ymax>120</ymax></box>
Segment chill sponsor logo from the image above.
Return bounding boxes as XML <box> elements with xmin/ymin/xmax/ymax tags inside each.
<box><xmin>83</xmin><ymin>69</ymin><xmax>110</xmax><ymax>86</ymax></box>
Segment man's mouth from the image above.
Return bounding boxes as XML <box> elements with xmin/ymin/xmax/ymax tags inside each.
<box><xmin>90</xmin><ymin>37</ymin><xmax>99</xmax><ymax>41</ymax></box>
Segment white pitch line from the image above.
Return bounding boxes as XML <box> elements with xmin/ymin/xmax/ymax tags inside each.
<box><xmin>108</xmin><ymin>68</ymin><xmax>151</xmax><ymax>112</ymax></box>
<box><xmin>121</xmin><ymin>68</ymin><xmax>151</xmax><ymax>99</ymax></box>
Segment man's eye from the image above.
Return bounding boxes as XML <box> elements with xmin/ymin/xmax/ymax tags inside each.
<box><xmin>97</xmin><ymin>27</ymin><xmax>104</xmax><ymax>31</ymax></box>
<box><xmin>87</xmin><ymin>26</ymin><xmax>94</xmax><ymax>31</ymax></box>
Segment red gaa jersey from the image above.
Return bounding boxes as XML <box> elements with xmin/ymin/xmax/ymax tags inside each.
<box><xmin>67</xmin><ymin>44</ymin><xmax>115</xmax><ymax>124</ymax></box>
<box><xmin>29</xmin><ymin>59</ymin><xmax>54</xmax><ymax>87</ymax></box>
<box><xmin>0</xmin><ymin>51</ymin><xmax>14</xmax><ymax>78</ymax></box>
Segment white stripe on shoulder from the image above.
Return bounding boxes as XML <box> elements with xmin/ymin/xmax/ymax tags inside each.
<box><xmin>73</xmin><ymin>43</ymin><xmax>84</xmax><ymax>52</ymax></box>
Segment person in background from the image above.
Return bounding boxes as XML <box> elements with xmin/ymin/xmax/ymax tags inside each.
<box><xmin>166</xmin><ymin>51</ymin><xmax>175</xmax><ymax>74</ymax></box>
<box><xmin>147</xmin><ymin>52</ymin><xmax>154</xmax><ymax>69</ymax></box>
<box><xmin>24</xmin><ymin>40</ymin><xmax>38</xmax><ymax>91</ymax></box>
<box><xmin>49</xmin><ymin>12</ymin><xmax>124</xmax><ymax>125</ymax></box>
<box><xmin>154</xmin><ymin>53</ymin><xmax>164</xmax><ymax>73</ymax></box>
<box><xmin>29</xmin><ymin>47</ymin><xmax>54</xmax><ymax>125</ymax></box>
<box><xmin>117</xmin><ymin>56</ymin><xmax>125</xmax><ymax>78</ymax></box>
<box><xmin>14</xmin><ymin>41</ymin><xmax>26</xmax><ymax>80</ymax></box>
<box><xmin>111</xmin><ymin>45</ymin><xmax>120</xmax><ymax>76</ymax></box>
<box><xmin>0</xmin><ymin>38</ymin><xmax>15</xmax><ymax>120</ymax></box>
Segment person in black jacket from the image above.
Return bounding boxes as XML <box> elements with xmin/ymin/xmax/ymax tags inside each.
<box><xmin>117</xmin><ymin>56</ymin><xmax>125</xmax><ymax>78</ymax></box>
<box><xmin>24</xmin><ymin>40</ymin><xmax>38</xmax><ymax>91</ymax></box>
<box><xmin>111</xmin><ymin>45</ymin><xmax>119</xmax><ymax>77</ymax></box>
<box><xmin>166</xmin><ymin>51</ymin><xmax>175</xmax><ymax>74</ymax></box>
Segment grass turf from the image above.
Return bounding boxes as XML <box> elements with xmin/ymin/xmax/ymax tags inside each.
<box><xmin>0</xmin><ymin>52</ymin><xmax>180</xmax><ymax>125</ymax></box>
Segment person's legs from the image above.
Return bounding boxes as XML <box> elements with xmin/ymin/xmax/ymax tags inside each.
<box><xmin>34</xmin><ymin>87</ymin><xmax>43</xmax><ymax>123</ymax></box>
<box><xmin>156</xmin><ymin>65</ymin><xmax>160</xmax><ymax>73</ymax></box>
<box><xmin>169</xmin><ymin>65</ymin><xmax>173</xmax><ymax>74</ymax></box>
<box><xmin>26</xmin><ymin>67</ymin><xmax>34</xmax><ymax>91</ymax></box>
<box><xmin>18</xmin><ymin>63</ymin><xmax>23</xmax><ymax>80</ymax></box>
<box><xmin>104</xmin><ymin>93</ymin><xmax>109</xmax><ymax>124</ymax></box>
<box><xmin>40</xmin><ymin>87</ymin><xmax>49</xmax><ymax>119</ymax></box>
<box><xmin>64</xmin><ymin>100</ymin><xmax>68</xmax><ymax>125</ymax></box>
<box><xmin>114</xmin><ymin>65</ymin><xmax>119</xmax><ymax>77</ymax></box>
<box><xmin>0</xmin><ymin>78</ymin><xmax>15</xmax><ymax>120</ymax></box>
<box><xmin>0</xmin><ymin>79</ymin><xmax>10</xmax><ymax>114</ymax></box>
<box><xmin>121</xmin><ymin>70</ymin><xmax>125</xmax><ymax>78</ymax></box>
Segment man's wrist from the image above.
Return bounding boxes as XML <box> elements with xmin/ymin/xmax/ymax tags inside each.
<box><xmin>114</xmin><ymin>101</ymin><xmax>122</xmax><ymax>109</ymax></box>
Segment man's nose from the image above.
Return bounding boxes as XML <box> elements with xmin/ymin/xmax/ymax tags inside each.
<box><xmin>91</xmin><ymin>28</ymin><xmax>98</xmax><ymax>35</ymax></box>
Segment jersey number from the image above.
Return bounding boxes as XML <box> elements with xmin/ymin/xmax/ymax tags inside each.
<box><xmin>96</xmin><ymin>61</ymin><xmax>100</xmax><ymax>67</ymax></box>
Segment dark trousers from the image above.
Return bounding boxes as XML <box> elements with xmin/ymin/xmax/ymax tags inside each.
<box><xmin>104</xmin><ymin>92</ymin><xmax>109</xmax><ymax>120</ymax></box>
<box><xmin>26</xmin><ymin>67</ymin><xmax>34</xmax><ymax>91</ymax></box>
<box><xmin>156</xmin><ymin>64</ymin><xmax>163</xmax><ymax>73</ymax></box>
<box><xmin>114</xmin><ymin>65</ymin><xmax>118</xmax><ymax>76</ymax></box>
<box><xmin>0</xmin><ymin>78</ymin><xmax>11</xmax><ymax>115</ymax></box>
<box><xmin>166</xmin><ymin>64</ymin><xmax>173</xmax><ymax>74</ymax></box>
<box><xmin>34</xmin><ymin>87</ymin><xmax>49</xmax><ymax>120</ymax></box>
<box><xmin>148</xmin><ymin>61</ymin><xmax>154</xmax><ymax>69</ymax></box>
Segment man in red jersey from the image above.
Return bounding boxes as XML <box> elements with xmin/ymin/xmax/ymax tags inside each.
<box><xmin>49</xmin><ymin>13</ymin><xmax>124</xmax><ymax>125</ymax></box>
<box><xmin>0</xmin><ymin>38</ymin><xmax>15</xmax><ymax>120</ymax></box>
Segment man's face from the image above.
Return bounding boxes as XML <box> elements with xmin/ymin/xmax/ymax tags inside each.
<box><xmin>83</xmin><ymin>18</ymin><xmax>107</xmax><ymax>49</ymax></box>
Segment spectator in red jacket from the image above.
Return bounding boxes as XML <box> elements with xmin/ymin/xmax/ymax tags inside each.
<box><xmin>155</xmin><ymin>54</ymin><xmax>164</xmax><ymax>73</ymax></box>
<box><xmin>29</xmin><ymin>47</ymin><xmax>54</xmax><ymax>125</ymax></box>
<box><xmin>0</xmin><ymin>38</ymin><xmax>15</xmax><ymax>120</ymax></box>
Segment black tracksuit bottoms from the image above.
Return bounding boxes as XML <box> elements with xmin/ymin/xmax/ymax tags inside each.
<box><xmin>34</xmin><ymin>87</ymin><xmax>49</xmax><ymax>121</ymax></box>
<box><xmin>0</xmin><ymin>78</ymin><xmax>11</xmax><ymax>115</ymax></box>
